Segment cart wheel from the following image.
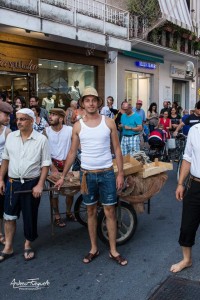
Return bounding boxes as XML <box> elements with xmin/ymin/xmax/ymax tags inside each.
<box><xmin>97</xmin><ymin>201</ymin><xmax>137</xmax><ymax>246</ymax></box>
<box><xmin>74</xmin><ymin>195</ymin><xmax>88</xmax><ymax>226</ymax></box>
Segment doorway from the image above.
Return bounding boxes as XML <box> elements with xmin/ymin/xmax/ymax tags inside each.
<box><xmin>0</xmin><ymin>72</ymin><xmax>36</xmax><ymax>104</ymax></box>
<box><xmin>172</xmin><ymin>80</ymin><xmax>186</xmax><ymax>109</ymax></box>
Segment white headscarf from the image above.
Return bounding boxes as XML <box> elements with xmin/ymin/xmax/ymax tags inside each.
<box><xmin>16</xmin><ymin>108</ymin><xmax>35</xmax><ymax>121</ymax></box>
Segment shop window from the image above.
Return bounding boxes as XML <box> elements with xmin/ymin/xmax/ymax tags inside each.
<box><xmin>125</xmin><ymin>71</ymin><xmax>152</xmax><ymax>114</ymax></box>
<box><xmin>37</xmin><ymin>59</ymin><xmax>96</xmax><ymax>108</ymax></box>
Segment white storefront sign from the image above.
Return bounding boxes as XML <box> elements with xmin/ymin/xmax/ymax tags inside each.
<box><xmin>170</xmin><ymin>64</ymin><xmax>185</xmax><ymax>79</ymax></box>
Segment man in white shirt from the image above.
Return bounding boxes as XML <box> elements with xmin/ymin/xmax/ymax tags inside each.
<box><xmin>100</xmin><ymin>96</ymin><xmax>118</xmax><ymax>119</ymax></box>
<box><xmin>0</xmin><ymin>108</ymin><xmax>51</xmax><ymax>262</ymax></box>
<box><xmin>45</xmin><ymin>108</ymin><xmax>74</xmax><ymax>227</ymax></box>
<box><xmin>170</xmin><ymin>122</ymin><xmax>200</xmax><ymax>273</ymax></box>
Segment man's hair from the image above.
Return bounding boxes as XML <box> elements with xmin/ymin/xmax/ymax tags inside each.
<box><xmin>30</xmin><ymin>105</ymin><xmax>41</xmax><ymax>115</ymax></box>
<box><xmin>107</xmin><ymin>96</ymin><xmax>114</xmax><ymax>102</ymax></box>
<box><xmin>195</xmin><ymin>100</ymin><xmax>200</xmax><ymax>109</ymax></box>
<box><xmin>30</xmin><ymin>95</ymin><xmax>39</xmax><ymax>102</ymax></box>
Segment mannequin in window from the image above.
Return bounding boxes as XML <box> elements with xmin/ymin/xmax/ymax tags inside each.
<box><xmin>42</xmin><ymin>92</ymin><xmax>55</xmax><ymax>112</ymax></box>
<box><xmin>68</xmin><ymin>80</ymin><xmax>81</xmax><ymax>101</ymax></box>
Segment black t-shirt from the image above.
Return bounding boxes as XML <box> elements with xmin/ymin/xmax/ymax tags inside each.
<box><xmin>184</xmin><ymin>114</ymin><xmax>200</xmax><ymax>127</ymax></box>
<box><xmin>170</xmin><ymin>115</ymin><xmax>181</xmax><ymax>131</ymax></box>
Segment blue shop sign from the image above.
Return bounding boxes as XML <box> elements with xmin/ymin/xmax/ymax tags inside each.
<box><xmin>135</xmin><ymin>61</ymin><xmax>156</xmax><ymax>69</ymax></box>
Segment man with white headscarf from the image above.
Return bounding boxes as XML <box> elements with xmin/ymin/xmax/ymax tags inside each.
<box><xmin>0</xmin><ymin>108</ymin><xmax>51</xmax><ymax>262</ymax></box>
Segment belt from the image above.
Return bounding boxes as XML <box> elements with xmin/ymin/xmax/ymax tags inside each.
<box><xmin>190</xmin><ymin>175</ymin><xmax>200</xmax><ymax>183</ymax></box>
<box><xmin>9</xmin><ymin>177</ymin><xmax>39</xmax><ymax>183</ymax></box>
<box><xmin>80</xmin><ymin>166</ymin><xmax>113</xmax><ymax>194</ymax></box>
<box><xmin>123</xmin><ymin>134</ymin><xmax>139</xmax><ymax>137</ymax></box>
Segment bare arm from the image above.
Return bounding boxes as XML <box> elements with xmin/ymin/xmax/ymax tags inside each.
<box><xmin>32</xmin><ymin>166</ymin><xmax>50</xmax><ymax>198</ymax></box>
<box><xmin>173</xmin><ymin>121</ymin><xmax>184</xmax><ymax>136</ymax></box>
<box><xmin>124</xmin><ymin>124</ymin><xmax>143</xmax><ymax>132</ymax></box>
<box><xmin>54</xmin><ymin>122</ymin><xmax>80</xmax><ymax>189</ymax></box>
<box><xmin>106</xmin><ymin>118</ymin><xmax>124</xmax><ymax>191</ymax></box>
<box><xmin>0</xmin><ymin>159</ymin><xmax>9</xmax><ymax>195</ymax></box>
<box><xmin>176</xmin><ymin>160</ymin><xmax>190</xmax><ymax>201</ymax></box>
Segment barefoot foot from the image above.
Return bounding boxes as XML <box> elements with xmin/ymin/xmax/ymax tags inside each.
<box><xmin>170</xmin><ymin>260</ymin><xmax>192</xmax><ymax>273</ymax></box>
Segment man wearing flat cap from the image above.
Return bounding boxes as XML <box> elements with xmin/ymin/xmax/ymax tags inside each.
<box><xmin>0</xmin><ymin>108</ymin><xmax>51</xmax><ymax>262</ymax></box>
<box><xmin>0</xmin><ymin>102</ymin><xmax>13</xmax><ymax>246</ymax></box>
<box><xmin>55</xmin><ymin>86</ymin><xmax>128</xmax><ymax>266</ymax></box>
<box><xmin>45</xmin><ymin>108</ymin><xmax>74</xmax><ymax>227</ymax></box>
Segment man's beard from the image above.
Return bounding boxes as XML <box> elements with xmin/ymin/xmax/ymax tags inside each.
<box><xmin>50</xmin><ymin>120</ymin><xmax>60</xmax><ymax>126</ymax></box>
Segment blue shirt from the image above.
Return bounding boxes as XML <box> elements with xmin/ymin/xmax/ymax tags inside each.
<box><xmin>182</xmin><ymin>114</ymin><xmax>190</xmax><ymax>136</ymax></box>
<box><xmin>132</xmin><ymin>107</ymin><xmax>146</xmax><ymax>121</ymax></box>
<box><xmin>121</xmin><ymin>113</ymin><xmax>142</xmax><ymax>136</ymax></box>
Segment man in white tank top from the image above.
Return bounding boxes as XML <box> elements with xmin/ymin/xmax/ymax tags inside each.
<box><xmin>45</xmin><ymin>108</ymin><xmax>74</xmax><ymax>227</ymax></box>
<box><xmin>55</xmin><ymin>87</ymin><xmax>128</xmax><ymax>266</ymax></box>
<box><xmin>0</xmin><ymin>102</ymin><xmax>13</xmax><ymax>246</ymax></box>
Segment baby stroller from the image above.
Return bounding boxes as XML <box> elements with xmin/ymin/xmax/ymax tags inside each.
<box><xmin>147</xmin><ymin>128</ymin><xmax>167</xmax><ymax>162</ymax></box>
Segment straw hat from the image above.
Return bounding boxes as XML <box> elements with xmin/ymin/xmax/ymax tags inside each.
<box><xmin>78</xmin><ymin>86</ymin><xmax>103</xmax><ymax>108</ymax></box>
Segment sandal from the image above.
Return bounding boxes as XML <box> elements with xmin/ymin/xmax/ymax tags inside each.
<box><xmin>109</xmin><ymin>252</ymin><xmax>128</xmax><ymax>266</ymax></box>
<box><xmin>24</xmin><ymin>248</ymin><xmax>35</xmax><ymax>261</ymax></box>
<box><xmin>0</xmin><ymin>251</ymin><xmax>14</xmax><ymax>263</ymax></box>
<box><xmin>66</xmin><ymin>213</ymin><xmax>77</xmax><ymax>222</ymax></box>
<box><xmin>83</xmin><ymin>250</ymin><xmax>100</xmax><ymax>264</ymax></box>
<box><xmin>54</xmin><ymin>218</ymin><xmax>66</xmax><ymax>228</ymax></box>
<box><xmin>0</xmin><ymin>234</ymin><xmax>5</xmax><ymax>245</ymax></box>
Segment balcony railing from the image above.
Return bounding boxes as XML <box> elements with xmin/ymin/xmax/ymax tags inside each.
<box><xmin>0</xmin><ymin>0</ymin><xmax>129</xmax><ymax>37</ymax></box>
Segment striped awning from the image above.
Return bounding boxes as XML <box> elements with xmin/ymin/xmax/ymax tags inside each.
<box><xmin>158</xmin><ymin>0</ymin><xmax>193</xmax><ymax>31</ymax></box>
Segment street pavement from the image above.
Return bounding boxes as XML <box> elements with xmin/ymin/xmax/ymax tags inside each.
<box><xmin>1</xmin><ymin>164</ymin><xmax>200</xmax><ymax>300</ymax></box>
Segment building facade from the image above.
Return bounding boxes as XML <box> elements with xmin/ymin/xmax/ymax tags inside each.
<box><xmin>0</xmin><ymin>0</ymin><xmax>131</xmax><ymax>105</ymax></box>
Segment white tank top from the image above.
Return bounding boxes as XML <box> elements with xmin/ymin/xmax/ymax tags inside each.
<box><xmin>0</xmin><ymin>126</ymin><xmax>6</xmax><ymax>165</ymax></box>
<box><xmin>46</xmin><ymin>125</ymin><xmax>72</xmax><ymax>160</ymax></box>
<box><xmin>79</xmin><ymin>115</ymin><xmax>113</xmax><ymax>170</ymax></box>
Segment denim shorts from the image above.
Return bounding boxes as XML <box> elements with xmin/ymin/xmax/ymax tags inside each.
<box><xmin>80</xmin><ymin>169</ymin><xmax>117</xmax><ymax>206</ymax></box>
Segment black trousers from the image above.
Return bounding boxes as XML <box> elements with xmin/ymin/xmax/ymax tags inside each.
<box><xmin>4</xmin><ymin>177</ymin><xmax>40</xmax><ymax>242</ymax></box>
<box><xmin>0</xmin><ymin>194</ymin><xmax>4</xmax><ymax>219</ymax></box>
<box><xmin>179</xmin><ymin>179</ymin><xmax>200</xmax><ymax>247</ymax></box>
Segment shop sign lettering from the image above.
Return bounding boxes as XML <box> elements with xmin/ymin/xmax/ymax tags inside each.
<box><xmin>0</xmin><ymin>56</ymin><xmax>38</xmax><ymax>72</ymax></box>
<box><xmin>135</xmin><ymin>61</ymin><xmax>156</xmax><ymax>69</ymax></box>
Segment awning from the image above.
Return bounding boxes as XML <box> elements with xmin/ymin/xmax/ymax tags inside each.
<box><xmin>122</xmin><ymin>49</ymin><xmax>164</xmax><ymax>64</ymax></box>
<box><xmin>158</xmin><ymin>0</ymin><xmax>193</xmax><ymax>31</ymax></box>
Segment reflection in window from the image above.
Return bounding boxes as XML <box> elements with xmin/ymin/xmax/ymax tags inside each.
<box><xmin>37</xmin><ymin>59</ymin><xmax>96</xmax><ymax>108</ymax></box>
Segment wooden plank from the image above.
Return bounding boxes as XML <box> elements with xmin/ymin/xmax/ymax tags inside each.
<box><xmin>113</xmin><ymin>155</ymin><xmax>143</xmax><ymax>176</ymax></box>
<box><xmin>140</xmin><ymin>161</ymin><xmax>173</xmax><ymax>178</ymax></box>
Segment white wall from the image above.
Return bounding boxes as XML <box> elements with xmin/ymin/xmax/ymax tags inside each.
<box><xmin>105</xmin><ymin>57</ymin><xmax>118</xmax><ymax>107</ymax></box>
<box><xmin>159</xmin><ymin>60</ymin><xmax>197</xmax><ymax>111</ymax></box>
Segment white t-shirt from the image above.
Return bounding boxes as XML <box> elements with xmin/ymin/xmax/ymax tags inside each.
<box><xmin>46</xmin><ymin>125</ymin><xmax>72</xmax><ymax>160</ymax></box>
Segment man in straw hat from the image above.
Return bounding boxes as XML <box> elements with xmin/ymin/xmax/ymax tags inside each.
<box><xmin>45</xmin><ymin>108</ymin><xmax>75</xmax><ymax>227</ymax></box>
<box><xmin>0</xmin><ymin>108</ymin><xmax>51</xmax><ymax>262</ymax></box>
<box><xmin>55</xmin><ymin>86</ymin><xmax>127</xmax><ymax>266</ymax></box>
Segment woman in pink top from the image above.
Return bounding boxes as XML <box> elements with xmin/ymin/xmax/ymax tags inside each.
<box><xmin>159</xmin><ymin>111</ymin><xmax>171</xmax><ymax>139</ymax></box>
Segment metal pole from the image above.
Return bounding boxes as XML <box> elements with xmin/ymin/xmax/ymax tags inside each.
<box><xmin>196</xmin><ymin>56</ymin><xmax>199</xmax><ymax>102</ymax></box>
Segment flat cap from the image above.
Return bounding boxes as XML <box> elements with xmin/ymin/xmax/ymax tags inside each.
<box><xmin>49</xmin><ymin>108</ymin><xmax>66</xmax><ymax>118</ymax></box>
<box><xmin>0</xmin><ymin>101</ymin><xmax>13</xmax><ymax>114</ymax></box>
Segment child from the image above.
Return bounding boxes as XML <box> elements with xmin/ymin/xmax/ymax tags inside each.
<box><xmin>143</xmin><ymin>121</ymin><xmax>149</xmax><ymax>150</ymax></box>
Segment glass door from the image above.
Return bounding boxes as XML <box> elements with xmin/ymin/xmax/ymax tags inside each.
<box><xmin>11</xmin><ymin>75</ymin><xmax>35</xmax><ymax>104</ymax></box>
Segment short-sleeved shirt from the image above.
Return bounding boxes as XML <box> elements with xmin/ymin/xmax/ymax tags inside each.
<box><xmin>2</xmin><ymin>129</ymin><xmax>51</xmax><ymax>179</ymax></box>
<box><xmin>183</xmin><ymin>113</ymin><xmax>200</xmax><ymax>127</ymax></box>
<box><xmin>170</xmin><ymin>115</ymin><xmax>181</xmax><ymax>131</ymax></box>
<box><xmin>121</xmin><ymin>113</ymin><xmax>142</xmax><ymax>136</ymax></box>
<box><xmin>132</xmin><ymin>108</ymin><xmax>146</xmax><ymax>122</ymax></box>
